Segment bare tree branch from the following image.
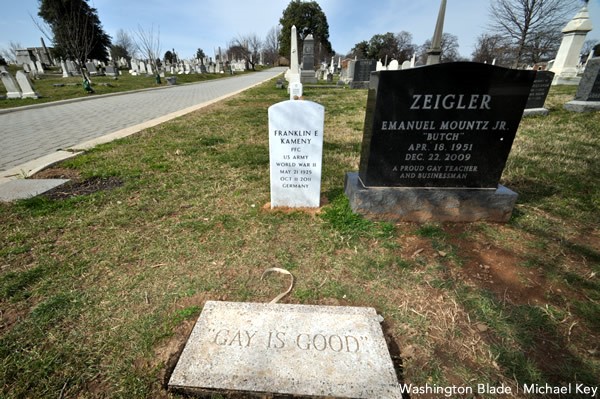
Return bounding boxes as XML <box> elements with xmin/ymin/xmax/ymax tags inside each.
<box><xmin>489</xmin><ymin>0</ymin><xmax>580</xmax><ymax>67</ymax></box>
<box><xmin>133</xmin><ymin>24</ymin><xmax>161</xmax><ymax>74</ymax></box>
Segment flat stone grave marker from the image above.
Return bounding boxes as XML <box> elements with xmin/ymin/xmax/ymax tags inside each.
<box><xmin>168</xmin><ymin>301</ymin><xmax>402</xmax><ymax>398</ymax></box>
<box><xmin>565</xmin><ymin>57</ymin><xmax>600</xmax><ymax>112</ymax></box>
<box><xmin>268</xmin><ymin>100</ymin><xmax>324</xmax><ymax>208</ymax></box>
<box><xmin>524</xmin><ymin>70</ymin><xmax>554</xmax><ymax>116</ymax></box>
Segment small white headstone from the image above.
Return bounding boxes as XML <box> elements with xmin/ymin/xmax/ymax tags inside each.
<box><xmin>401</xmin><ymin>60</ymin><xmax>411</xmax><ymax>70</ymax></box>
<box><xmin>16</xmin><ymin>70</ymin><xmax>39</xmax><ymax>99</ymax></box>
<box><xmin>389</xmin><ymin>59</ymin><xmax>400</xmax><ymax>70</ymax></box>
<box><xmin>289</xmin><ymin>81</ymin><xmax>303</xmax><ymax>100</ymax></box>
<box><xmin>35</xmin><ymin>60</ymin><xmax>44</xmax><ymax>74</ymax></box>
<box><xmin>61</xmin><ymin>60</ymin><xmax>70</xmax><ymax>77</ymax></box>
<box><xmin>0</xmin><ymin>67</ymin><xmax>22</xmax><ymax>99</ymax></box>
<box><xmin>268</xmin><ymin>100</ymin><xmax>324</xmax><ymax>208</ymax></box>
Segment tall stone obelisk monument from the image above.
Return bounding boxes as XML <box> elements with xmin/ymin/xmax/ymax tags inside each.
<box><xmin>426</xmin><ymin>0</ymin><xmax>447</xmax><ymax>65</ymax></box>
<box><xmin>551</xmin><ymin>1</ymin><xmax>593</xmax><ymax>85</ymax></box>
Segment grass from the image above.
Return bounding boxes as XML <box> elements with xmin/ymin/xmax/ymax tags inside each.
<box><xmin>0</xmin><ymin>79</ymin><xmax>599</xmax><ymax>398</ymax></box>
<box><xmin>0</xmin><ymin>64</ymin><xmax>260</xmax><ymax>110</ymax></box>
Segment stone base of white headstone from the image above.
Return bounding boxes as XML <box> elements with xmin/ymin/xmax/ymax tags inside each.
<box><xmin>523</xmin><ymin>107</ymin><xmax>550</xmax><ymax>117</ymax></box>
<box><xmin>344</xmin><ymin>172</ymin><xmax>518</xmax><ymax>223</ymax></box>
<box><xmin>563</xmin><ymin>100</ymin><xmax>600</xmax><ymax>112</ymax></box>
<box><xmin>268</xmin><ymin>100</ymin><xmax>324</xmax><ymax>208</ymax></box>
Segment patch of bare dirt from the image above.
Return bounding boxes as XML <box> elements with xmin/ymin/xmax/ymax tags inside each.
<box><xmin>443</xmin><ymin>225</ymin><xmax>546</xmax><ymax>305</ymax></box>
<box><xmin>31</xmin><ymin>167</ymin><xmax>82</xmax><ymax>181</ymax></box>
<box><xmin>31</xmin><ymin>166</ymin><xmax>123</xmax><ymax>199</ymax></box>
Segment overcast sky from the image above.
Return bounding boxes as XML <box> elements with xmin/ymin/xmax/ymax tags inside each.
<box><xmin>1</xmin><ymin>0</ymin><xmax>599</xmax><ymax>61</ymax></box>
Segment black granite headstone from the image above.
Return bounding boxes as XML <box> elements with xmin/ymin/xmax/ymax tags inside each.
<box><xmin>358</xmin><ymin>62</ymin><xmax>536</xmax><ymax>189</ymax></box>
<box><xmin>350</xmin><ymin>60</ymin><xmax>377</xmax><ymax>89</ymax></box>
<box><xmin>353</xmin><ymin>60</ymin><xmax>377</xmax><ymax>82</ymax></box>
<box><xmin>525</xmin><ymin>70</ymin><xmax>554</xmax><ymax>109</ymax></box>
<box><xmin>574</xmin><ymin>58</ymin><xmax>600</xmax><ymax>102</ymax></box>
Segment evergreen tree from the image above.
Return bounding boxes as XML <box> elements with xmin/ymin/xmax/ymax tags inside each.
<box><xmin>38</xmin><ymin>0</ymin><xmax>111</xmax><ymax>69</ymax></box>
<box><xmin>279</xmin><ymin>0</ymin><xmax>333</xmax><ymax>63</ymax></box>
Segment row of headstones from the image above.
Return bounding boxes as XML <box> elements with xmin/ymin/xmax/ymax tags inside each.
<box><xmin>129</xmin><ymin>59</ymin><xmax>237</xmax><ymax>76</ymax></box>
<box><xmin>271</xmin><ymin>58</ymin><xmax>600</xmax><ymax>209</ymax></box>
<box><xmin>0</xmin><ymin>66</ymin><xmax>39</xmax><ymax>99</ymax></box>
<box><xmin>375</xmin><ymin>56</ymin><xmax>417</xmax><ymax>72</ymax></box>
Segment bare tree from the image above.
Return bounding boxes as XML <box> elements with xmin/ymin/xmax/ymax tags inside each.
<box><xmin>472</xmin><ymin>33</ymin><xmax>515</xmax><ymax>66</ymax></box>
<box><xmin>489</xmin><ymin>0</ymin><xmax>580</xmax><ymax>67</ymax></box>
<box><xmin>0</xmin><ymin>41</ymin><xmax>22</xmax><ymax>64</ymax></box>
<box><xmin>111</xmin><ymin>29</ymin><xmax>137</xmax><ymax>61</ymax></box>
<box><xmin>228</xmin><ymin>33</ymin><xmax>262</xmax><ymax>70</ymax></box>
<box><xmin>418</xmin><ymin>33</ymin><xmax>461</xmax><ymax>64</ymax></box>
<box><xmin>133</xmin><ymin>24</ymin><xmax>161</xmax><ymax>74</ymax></box>
<box><xmin>264</xmin><ymin>25</ymin><xmax>281</xmax><ymax>65</ymax></box>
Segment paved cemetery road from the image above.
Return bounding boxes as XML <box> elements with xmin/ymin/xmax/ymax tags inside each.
<box><xmin>0</xmin><ymin>67</ymin><xmax>286</xmax><ymax>174</ymax></box>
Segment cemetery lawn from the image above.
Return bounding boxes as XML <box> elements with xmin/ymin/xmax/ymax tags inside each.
<box><xmin>1</xmin><ymin>82</ymin><xmax>599</xmax><ymax>398</ymax></box>
<box><xmin>0</xmin><ymin>66</ymin><xmax>260</xmax><ymax>110</ymax></box>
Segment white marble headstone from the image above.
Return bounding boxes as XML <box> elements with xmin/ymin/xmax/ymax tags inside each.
<box><xmin>289</xmin><ymin>81</ymin><xmax>303</xmax><ymax>100</ymax></box>
<box><xmin>0</xmin><ymin>67</ymin><xmax>22</xmax><ymax>99</ymax></box>
<box><xmin>268</xmin><ymin>100</ymin><xmax>324</xmax><ymax>208</ymax></box>
<box><xmin>16</xmin><ymin>71</ymin><xmax>39</xmax><ymax>99</ymax></box>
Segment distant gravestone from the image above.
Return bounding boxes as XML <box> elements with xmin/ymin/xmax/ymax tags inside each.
<box><xmin>524</xmin><ymin>70</ymin><xmax>555</xmax><ymax>116</ymax></box>
<box><xmin>60</xmin><ymin>60</ymin><xmax>70</xmax><ymax>77</ymax></box>
<box><xmin>35</xmin><ymin>60</ymin><xmax>44</xmax><ymax>74</ymax></box>
<box><xmin>85</xmin><ymin>62</ymin><xmax>98</xmax><ymax>75</ymax></box>
<box><xmin>28</xmin><ymin>61</ymin><xmax>37</xmax><ymax>76</ymax></box>
<box><xmin>289</xmin><ymin>81</ymin><xmax>303</xmax><ymax>100</ymax></box>
<box><xmin>16</xmin><ymin>70</ymin><xmax>40</xmax><ymax>99</ymax></box>
<box><xmin>564</xmin><ymin>57</ymin><xmax>600</xmax><ymax>112</ymax></box>
<box><xmin>268</xmin><ymin>100</ymin><xmax>324</xmax><ymax>208</ymax></box>
<box><xmin>388</xmin><ymin>60</ymin><xmax>399</xmax><ymax>70</ymax></box>
<box><xmin>300</xmin><ymin>34</ymin><xmax>317</xmax><ymax>84</ymax></box>
<box><xmin>350</xmin><ymin>60</ymin><xmax>376</xmax><ymax>89</ymax></box>
<box><xmin>345</xmin><ymin>62</ymin><xmax>536</xmax><ymax>222</ymax></box>
<box><xmin>0</xmin><ymin>67</ymin><xmax>23</xmax><ymax>99</ymax></box>
<box><xmin>66</xmin><ymin>60</ymin><xmax>80</xmax><ymax>75</ymax></box>
<box><xmin>168</xmin><ymin>301</ymin><xmax>402</xmax><ymax>398</ymax></box>
<box><xmin>105</xmin><ymin>65</ymin><xmax>119</xmax><ymax>77</ymax></box>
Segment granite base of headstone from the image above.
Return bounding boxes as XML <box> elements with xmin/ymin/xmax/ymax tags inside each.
<box><xmin>346</xmin><ymin>62</ymin><xmax>535</xmax><ymax>223</ymax></box>
<box><xmin>345</xmin><ymin>173</ymin><xmax>518</xmax><ymax>222</ymax></box>
<box><xmin>168</xmin><ymin>301</ymin><xmax>402</xmax><ymax>398</ymax></box>
<box><xmin>564</xmin><ymin>57</ymin><xmax>600</xmax><ymax>112</ymax></box>
<box><xmin>300</xmin><ymin>70</ymin><xmax>317</xmax><ymax>84</ymax></box>
<box><xmin>523</xmin><ymin>70</ymin><xmax>554</xmax><ymax>117</ymax></box>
